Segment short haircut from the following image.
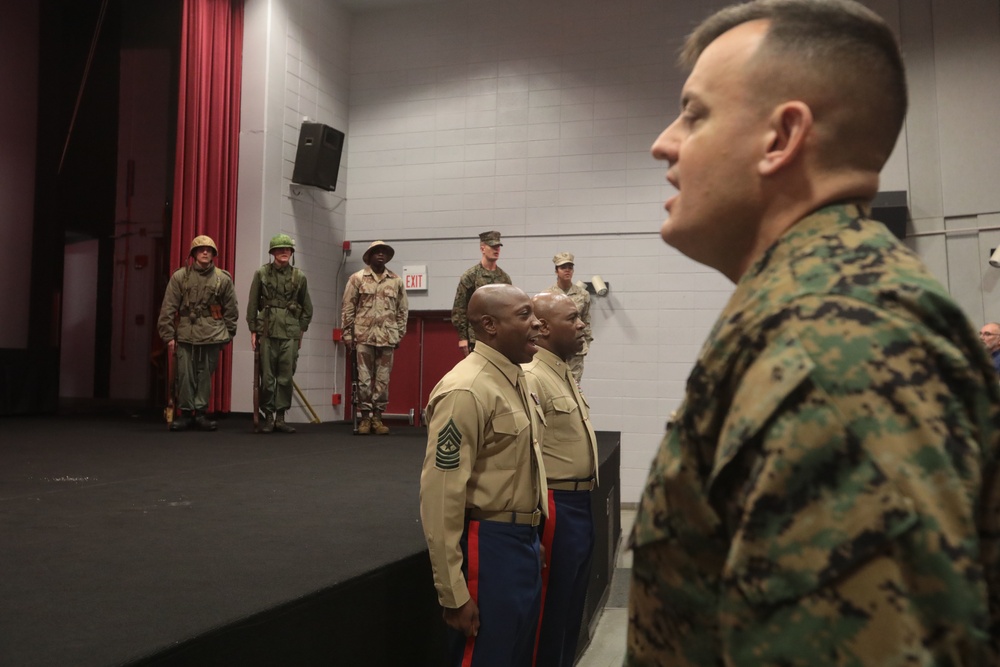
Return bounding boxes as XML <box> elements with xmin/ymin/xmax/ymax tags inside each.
<box><xmin>682</xmin><ymin>0</ymin><xmax>907</xmax><ymax>171</ymax></box>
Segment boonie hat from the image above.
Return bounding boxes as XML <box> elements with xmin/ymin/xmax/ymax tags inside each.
<box><xmin>364</xmin><ymin>240</ymin><xmax>395</xmax><ymax>264</ymax></box>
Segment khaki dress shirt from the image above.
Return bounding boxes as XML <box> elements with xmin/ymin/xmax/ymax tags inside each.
<box><xmin>419</xmin><ymin>342</ymin><xmax>548</xmax><ymax>608</ymax></box>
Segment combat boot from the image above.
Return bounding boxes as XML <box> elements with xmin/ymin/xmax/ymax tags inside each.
<box><xmin>193</xmin><ymin>412</ymin><xmax>217</xmax><ymax>431</ymax></box>
<box><xmin>261</xmin><ymin>412</ymin><xmax>275</xmax><ymax>433</ymax></box>
<box><xmin>169</xmin><ymin>411</ymin><xmax>191</xmax><ymax>432</ymax></box>
<box><xmin>274</xmin><ymin>411</ymin><xmax>296</xmax><ymax>434</ymax></box>
<box><xmin>372</xmin><ymin>414</ymin><xmax>389</xmax><ymax>435</ymax></box>
<box><xmin>357</xmin><ymin>415</ymin><xmax>371</xmax><ymax>435</ymax></box>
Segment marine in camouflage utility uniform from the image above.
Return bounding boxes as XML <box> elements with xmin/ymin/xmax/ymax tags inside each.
<box><xmin>452</xmin><ymin>264</ymin><xmax>512</xmax><ymax>350</ymax></box>
<box><xmin>157</xmin><ymin>236</ymin><xmax>239</xmax><ymax>430</ymax></box>
<box><xmin>628</xmin><ymin>205</ymin><xmax>1000</xmax><ymax>665</ymax></box>
<box><xmin>246</xmin><ymin>235</ymin><xmax>313</xmax><ymax>433</ymax></box>
<box><xmin>452</xmin><ymin>230</ymin><xmax>511</xmax><ymax>353</ymax></box>
<box><xmin>546</xmin><ymin>253</ymin><xmax>592</xmax><ymax>384</ymax></box>
<box><xmin>342</xmin><ymin>241</ymin><xmax>408</xmax><ymax>434</ymax></box>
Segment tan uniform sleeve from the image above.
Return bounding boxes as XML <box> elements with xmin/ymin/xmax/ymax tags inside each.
<box><xmin>341</xmin><ymin>273</ymin><xmax>359</xmax><ymax>341</ymax></box>
<box><xmin>419</xmin><ymin>388</ymin><xmax>483</xmax><ymax>608</ymax></box>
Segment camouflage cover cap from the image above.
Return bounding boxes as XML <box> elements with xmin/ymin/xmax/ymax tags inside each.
<box><xmin>363</xmin><ymin>240</ymin><xmax>395</xmax><ymax>264</ymax></box>
<box><xmin>553</xmin><ymin>252</ymin><xmax>574</xmax><ymax>266</ymax></box>
<box><xmin>479</xmin><ymin>230</ymin><xmax>503</xmax><ymax>247</ymax></box>
<box><xmin>269</xmin><ymin>234</ymin><xmax>296</xmax><ymax>253</ymax></box>
<box><xmin>189</xmin><ymin>235</ymin><xmax>218</xmax><ymax>256</ymax></box>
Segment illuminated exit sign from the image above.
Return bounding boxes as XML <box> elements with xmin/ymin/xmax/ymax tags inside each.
<box><xmin>403</xmin><ymin>265</ymin><xmax>427</xmax><ymax>291</ymax></box>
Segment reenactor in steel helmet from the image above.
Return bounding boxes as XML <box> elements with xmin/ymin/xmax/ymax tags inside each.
<box><xmin>156</xmin><ymin>234</ymin><xmax>239</xmax><ymax>431</ymax></box>
<box><xmin>246</xmin><ymin>233</ymin><xmax>313</xmax><ymax>433</ymax></box>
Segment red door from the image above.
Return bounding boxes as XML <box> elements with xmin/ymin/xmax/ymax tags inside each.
<box><xmin>344</xmin><ymin>311</ymin><xmax>463</xmax><ymax>427</ymax></box>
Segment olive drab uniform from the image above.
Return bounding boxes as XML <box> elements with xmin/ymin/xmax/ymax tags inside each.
<box><xmin>451</xmin><ymin>263</ymin><xmax>512</xmax><ymax>350</ymax></box>
<box><xmin>420</xmin><ymin>341</ymin><xmax>548</xmax><ymax>666</ymax></box>
<box><xmin>627</xmin><ymin>205</ymin><xmax>1000</xmax><ymax>666</ymax></box>
<box><xmin>523</xmin><ymin>346</ymin><xmax>599</xmax><ymax>667</ymax></box>
<box><xmin>157</xmin><ymin>259</ymin><xmax>239</xmax><ymax>426</ymax></box>
<box><xmin>246</xmin><ymin>262</ymin><xmax>313</xmax><ymax>425</ymax></box>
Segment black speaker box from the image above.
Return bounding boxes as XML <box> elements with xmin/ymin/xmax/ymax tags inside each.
<box><xmin>871</xmin><ymin>190</ymin><xmax>909</xmax><ymax>240</ymax></box>
<box><xmin>291</xmin><ymin>122</ymin><xmax>345</xmax><ymax>191</ymax></box>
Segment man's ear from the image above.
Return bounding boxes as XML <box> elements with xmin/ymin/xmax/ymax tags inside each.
<box><xmin>536</xmin><ymin>318</ymin><xmax>550</xmax><ymax>338</ymax></box>
<box><xmin>759</xmin><ymin>101</ymin><xmax>812</xmax><ymax>176</ymax></box>
<box><xmin>480</xmin><ymin>315</ymin><xmax>497</xmax><ymax>336</ymax></box>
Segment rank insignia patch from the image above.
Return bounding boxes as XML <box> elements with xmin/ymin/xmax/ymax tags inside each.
<box><xmin>435</xmin><ymin>419</ymin><xmax>462</xmax><ymax>471</ymax></box>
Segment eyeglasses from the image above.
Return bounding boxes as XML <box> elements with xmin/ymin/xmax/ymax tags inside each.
<box><xmin>980</xmin><ymin>332</ymin><xmax>999</xmax><ymax>338</ymax></box>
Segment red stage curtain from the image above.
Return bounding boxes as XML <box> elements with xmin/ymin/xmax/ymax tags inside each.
<box><xmin>170</xmin><ymin>0</ymin><xmax>244</xmax><ymax>412</ymax></box>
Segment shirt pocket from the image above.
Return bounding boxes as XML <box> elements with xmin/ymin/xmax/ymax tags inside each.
<box><xmin>713</xmin><ymin>333</ymin><xmax>920</xmax><ymax>608</ymax></box>
<box><xmin>489</xmin><ymin>409</ymin><xmax>530</xmax><ymax>469</ymax></box>
<box><xmin>549</xmin><ymin>395</ymin><xmax>579</xmax><ymax>440</ymax></box>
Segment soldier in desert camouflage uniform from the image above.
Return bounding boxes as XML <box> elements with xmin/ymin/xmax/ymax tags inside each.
<box><xmin>451</xmin><ymin>230</ymin><xmax>511</xmax><ymax>355</ymax></box>
<box><xmin>546</xmin><ymin>252</ymin><xmax>592</xmax><ymax>383</ymax></box>
<box><xmin>341</xmin><ymin>241</ymin><xmax>408</xmax><ymax>435</ymax></box>
<box><xmin>629</xmin><ymin>1</ymin><xmax>1000</xmax><ymax>665</ymax></box>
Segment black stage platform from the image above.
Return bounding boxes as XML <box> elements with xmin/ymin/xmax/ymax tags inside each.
<box><xmin>0</xmin><ymin>415</ymin><xmax>620</xmax><ymax>666</ymax></box>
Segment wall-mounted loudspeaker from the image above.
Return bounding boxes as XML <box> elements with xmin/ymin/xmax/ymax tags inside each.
<box><xmin>291</xmin><ymin>122</ymin><xmax>345</xmax><ymax>191</ymax></box>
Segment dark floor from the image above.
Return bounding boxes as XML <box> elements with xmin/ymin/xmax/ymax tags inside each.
<box><xmin>0</xmin><ymin>414</ymin><xmax>430</xmax><ymax>667</ymax></box>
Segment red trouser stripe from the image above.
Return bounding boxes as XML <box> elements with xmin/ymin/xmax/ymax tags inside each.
<box><xmin>461</xmin><ymin>521</ymin><xmax>481</xmax><ymax>667</ymax></box>
<box><xmin>531</xmin><ymin>490</ymin><xmax>557</xmax><ymax>667</ymax></box>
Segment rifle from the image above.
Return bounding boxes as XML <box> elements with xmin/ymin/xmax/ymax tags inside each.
<box><xmin>351</xmin><ymin>342</ymin><xmax>360</xmax><ymax>435</ymax></box>
<box><xmin>253</xmin><ymin>340</ymin><xmax>261</xmax><ymax>432</ymax></box>
<box><xmin>163</xmin><ymin>341</ymin><xmax>177</xmax><ymax>427</ymax></box>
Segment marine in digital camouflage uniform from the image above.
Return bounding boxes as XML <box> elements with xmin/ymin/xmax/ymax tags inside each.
<box><xmin>341</xmin><ymin>240</ymin><xmax>408</xmax><ymax>435</ymax></box>
<box><xmin>157</xmin><ymin>235</ymin><xmax>239</xmax><ymax>432</ymax></box>
<box><xmin>451</xmin><ymin>230</ymin><xmax>512</xmax><ymax>355</ymax></box>
<box><xmin>629</xmin><ymin>2</ymin><xmax>1000</xmax><ymax>665</ymax></box>
<box><xmin>246</xmin><ymin>234</ymin><xmax>313</xmax><ymax>434</ymax></box>
<box><xmin>546</xmin><ymin>252</ymin><xmax>593</xmax><ymax>384</ymax></box>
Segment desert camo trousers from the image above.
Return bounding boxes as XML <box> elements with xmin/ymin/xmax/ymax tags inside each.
<box><xmin>356</xmin><ymin>344</ymin><xmax>394</xmax><ymax>414</ymax></box>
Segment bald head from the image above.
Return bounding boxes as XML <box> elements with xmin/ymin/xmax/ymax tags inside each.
<box><xmin>468</xmin><ymin>284</ymin><xmax>540</xmax><ymax>364</ymax></box>
<box><xmin>531</xmin><ymin>292</ymin><xmax>584</xmax><ymax>362</ymax></box>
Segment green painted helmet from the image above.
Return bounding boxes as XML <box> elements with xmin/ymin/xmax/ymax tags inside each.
<box><xmin>269</xmin><ymin>234</ymin><xmax>295</xmax><ymax>253</ymax></box>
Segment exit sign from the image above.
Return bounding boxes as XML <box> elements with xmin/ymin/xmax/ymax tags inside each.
<box><xmin>403</xmin><ymin>265</ymin><xmax>427</xmax><ymax>291</ymax></box>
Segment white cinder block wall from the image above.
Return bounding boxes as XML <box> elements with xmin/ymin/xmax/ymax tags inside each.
<box><xmin>344</xmin><ymin>0</ymin><xmax>732</xmax><ymax>502</ymax></box>
<box><xmin>236</xmin><ymin>0</ymin><xmax>353</xmax><ymax>421</ymax></box>
<box><xmin>238</xmin><ymin>0</ymin><xmax>1000</xmax><ymax>504</ymax></box>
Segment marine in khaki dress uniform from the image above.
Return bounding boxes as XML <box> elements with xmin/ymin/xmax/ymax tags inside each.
<box><xmin>629</xmin><ymin>2</ymin><xmax>1000</xmax><ymax>665</ymax></box>
<box><xmin>420</xmin><ymin>284</ymin><xmax>547</xmax><ymax>667</ymax></box>
<box><xmin>523</xmin><ymin>292</ymin><xmax>599</xmax><ymax>667</ymax></box>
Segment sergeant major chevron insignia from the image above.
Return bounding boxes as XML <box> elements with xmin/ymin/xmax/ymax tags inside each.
<box><xmin>435</xmin><ymin>419</ymin><xmax>462</xmax><ymax>471</ymax></box>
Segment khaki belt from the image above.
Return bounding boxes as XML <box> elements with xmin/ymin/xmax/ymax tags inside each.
<box><xmin>548</xmin><ymin>479</ymin><xmax>596</xmax><ymax>492</ymax></box>
<box><xmin>467</xmin><ymin>508</ymin><xmax>541</xmax><ymax>527</ymax></box>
